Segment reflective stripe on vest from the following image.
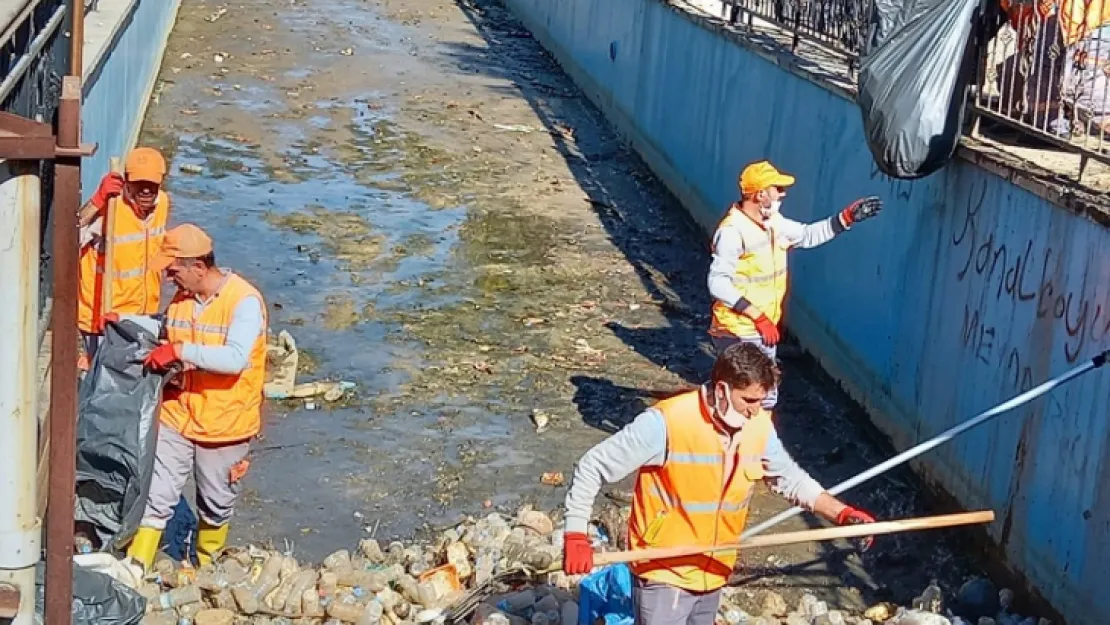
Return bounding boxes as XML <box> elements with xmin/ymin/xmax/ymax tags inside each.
<box><xmin>628</xmin><ymin>390</ymin><xmax>772</xmax><ymax>592</ymax></box>
<box><xmin>158</xmin><ymin>273</ymin><xmax>268</xmax><ymax>443</ymax></box>
<box><xmin>77</xmin><ymin>192</ymin><xmax>170</xmax><ymax>332</ymax></box>
<box><xmin>709</xmin><ymin>208</ymin><xmax>789</xmax><ymax>339</ymax></box>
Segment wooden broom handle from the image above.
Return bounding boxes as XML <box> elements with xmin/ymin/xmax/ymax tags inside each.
<box><xmin>97</xmin><ymin>157</ymin><xmax>123</xmax><ymax>325</ymax></box>
<box><xmin>593</xmin><ymin>510</ymin><xmax>994</xmax><ymax>566</ymax></box>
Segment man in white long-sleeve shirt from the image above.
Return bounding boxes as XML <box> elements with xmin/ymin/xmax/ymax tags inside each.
<box><xmin>125</xmin><ymin>224</ymin><xmax>269</xmax><ymax>571</ymax></box>
<box><xmin>707</xmin><ymin>160</ymin><xmax>882</xmax><ymax>408</ymax></box>
<box><xmin>562</xmin><ymin>343</ymin><xmax>876</xmax><ymax>625</ymax></box>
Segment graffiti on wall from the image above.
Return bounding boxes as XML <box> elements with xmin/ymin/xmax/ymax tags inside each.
<box><xmin>951</xmin><ymin>185</ymin><xmax>1110</xmax><ymax>366</ymax></box>
<box><xmin>948</xmin><ymin>185</ymin><xmax>1109</xmax><ymax>420</ymax></box>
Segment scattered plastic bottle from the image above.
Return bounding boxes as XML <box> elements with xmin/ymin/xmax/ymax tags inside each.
<box><xmin>152</xmin><ymin>585</ymin><xmax>203</xmax><ymax>612</ymax></box>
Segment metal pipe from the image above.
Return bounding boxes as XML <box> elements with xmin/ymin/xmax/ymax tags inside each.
<box><xmin>44</xmin><ymin>75</ymin><xmax>82</xmax><ymax>625</ymax></box>
<box><xmin>0</xmin><ymin>160</ymin><xmax>43</xmax><ymax>625</ymax></box>
<box><xmin>743</xmin><ymin>348</ymin><xmax>1110</xmax><ymax>539</ymax></box>
<box><xmin>69</xmin><ymin>0</ymin><xmax>85</xmax><ymax>75</ymax></box>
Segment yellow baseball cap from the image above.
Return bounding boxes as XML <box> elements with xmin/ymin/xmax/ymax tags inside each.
<box><xmin>152</xmin><ymin>224</ymin><xmax>213</xmax><ymax>271</ymax></box>
<box><xmin>739</xmin><ymin>160</ymin><xmax>796</xmax><ymax>196</ymax></box>
<box><xmin>125</xmin><ymin>147</ymin><xmax>167</xmax><ymax>184</ymax></box>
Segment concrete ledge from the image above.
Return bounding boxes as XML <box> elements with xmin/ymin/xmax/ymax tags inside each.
<box><xmin>80</xmin><ymin>0</ymin><xmax>182</xmax><ymax>196</ymax></box>
<box><xmin>656</xmin><ymin>0</ymin><xmax>1110</xmax><ymax>232</ymax></box>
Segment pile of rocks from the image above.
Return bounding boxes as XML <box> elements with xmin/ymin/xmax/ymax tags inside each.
<box><xmin>128</xmin><ymin>504</ymin><xmax>1053</xmax><ymax>625</ymax></box>
<box><xmin>136</xmin><ymin>506</ymin><xmax>578</xmax><ymax>625</ymax></box>
<box><xmin>714</xmin><ymin>578</ymin><xmax>1054</xmax><ymax>625</ymax></box>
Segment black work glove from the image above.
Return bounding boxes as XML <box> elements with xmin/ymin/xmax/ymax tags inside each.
<box><xmin>839</xmin><ymin>196</ymin><xmax>883</xmax><ymax>227</ymax></box>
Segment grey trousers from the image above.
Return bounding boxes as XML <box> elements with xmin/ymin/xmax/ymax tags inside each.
<box><xmin>141</xmin><ymin>425</ymin><xmax>251</xmax><ymax>529</ymax></box>
<box><xmin>633</xmin><ymin>579</ymin><xmax>721</xmax><ymax>625</ymax></box>
<box><xmin>709</xmin><ymin>334</ymin><xmax>779</xmax><ymax>409</ymax></box>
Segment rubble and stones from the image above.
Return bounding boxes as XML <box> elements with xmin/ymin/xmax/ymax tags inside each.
<box><xmin>129</xmin><ymin>505</ymin><xmax>1054</xmax><ymax>625</ymax></box>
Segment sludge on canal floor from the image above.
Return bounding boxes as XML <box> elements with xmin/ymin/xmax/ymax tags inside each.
<box><xmin>136</xmin><ymin>0</ymin><xmax>1029</xmax><ymax>616</ymax></box>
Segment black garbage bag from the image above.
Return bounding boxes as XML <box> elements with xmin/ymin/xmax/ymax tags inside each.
<box><xmin>34</xmin><ymin>562</ymin><xmax>146</xmax><ymax>625</ymax></box>
<box><xmin>74</xmin><ymin>317</ymin><xmax>165</xmax><ymax>553</ymax></box>
<box><xmin>856</xmin><ymin>0</ymin><xmax>983</xmax><ymax>178</ymax></box>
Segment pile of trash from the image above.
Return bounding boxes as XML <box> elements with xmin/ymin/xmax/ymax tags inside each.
<box><xmin>714</xmin><ymin>578</ymin><xmax>1054</xmax><ymax>625</ymax></box>
<box><xmin>111</xmin><ymin>503</ymin><xmax>1053</xmax><ymax>625</ymax></box>
<box><xmin>132</xmin><ymin>506</ymin><xmax>581</xmax><ymax>625</ymax></box>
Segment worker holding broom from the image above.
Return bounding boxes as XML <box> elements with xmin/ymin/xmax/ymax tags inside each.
<box><xmin>76</xmin><ymin>147</ymin><xmax>171</xmax><ymax>361</ymax></box>
<box><xmin>124</xmin><ymin>224</ymin><xmax>268</xmax><ymax>571</ymax></box>
<box><xmin>707</xmin><ymin>160</ymin><xmax>882</xmax><ymax>408</ymax></box>
<box><xmin>562</xmin><ymin>342</ymin><xmax>875</xmax><ymax>624</ymax></box>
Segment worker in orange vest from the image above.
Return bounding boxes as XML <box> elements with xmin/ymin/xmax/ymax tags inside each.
<box><xmin>562</xmin><ymin>342</ymin><xmax>876</xmax><ymax>624</ymax></box>
<box><xmin>77</xmin><ymin>147</ymin><xmax>171</xmax><ymax>360</ymax></box>
<box><xmin>124</xmin><ymin>224</ymin><xmax>268</xmax><ymax>571</ymax></box>
<box><xmin>708</xmin><ymin>160</ymin><xmax>882</xmax><ymax>408</ymax></box>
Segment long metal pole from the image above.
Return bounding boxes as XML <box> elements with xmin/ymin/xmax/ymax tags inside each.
<box><xmin>0</xmin><ymin>161</ymin><xmax>43</xmax><ymax>625</ymax></box>
<box><xmin>69</xmin><ymin>0</ymin><xmax>84</xmax><ymax>75</ymax></box>
<box><xmin>743</xmin><ymin>349</ymin><xmax>1110</xmax><ymax>539</ymax></box>
<box><xmin>44</xmin><ymin>74</ymin><xmax>83</xmax><ymax>625</ymax></box>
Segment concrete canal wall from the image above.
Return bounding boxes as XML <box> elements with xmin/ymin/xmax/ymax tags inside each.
<box><xmin>500</xmin><ymin>0</ymin><xmax>1110</xmax><ymax>622</ymax></box>
<box><xmin>80</xmin><ymin>0</ymin><xmax>181</xmax><ymax>196</ymax></box>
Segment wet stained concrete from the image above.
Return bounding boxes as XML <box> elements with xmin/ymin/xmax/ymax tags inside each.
<box><xmin>138</xmin><ymin>0</ymin><xmax>1020</xmax><ymax>616</ymax></box>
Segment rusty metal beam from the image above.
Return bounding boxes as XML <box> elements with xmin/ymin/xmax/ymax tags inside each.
<box><xmin>0</xmin><ymin>112</ymin><xmax>96</xmax><ymax>160</ymax></box>
<box><xmin>44</xmin><ymin>74</ymin><xmax>82</xmax><ymax>625</ymax></box>
<box><xmin>69</xmin><ymin>0</ymin><xmax>84</xmax><ymax>76</ymax></box>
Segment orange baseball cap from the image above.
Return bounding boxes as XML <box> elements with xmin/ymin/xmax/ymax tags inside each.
<box><xmin>125</xmin><ymin>147</ymin><xmax>167</xmax><ymax>184</ymax></box>
<box><xmin>739</xmin><ymin>160</ymin><xmax>796</xmax><ymax>196</ymax></box>
<box><xmin>152</xmin><ymin>224</ymin><xmax>214</xmax><ymax>271</ymax></box>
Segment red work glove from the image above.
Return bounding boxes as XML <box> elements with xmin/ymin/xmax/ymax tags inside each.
<box><xmin>562</xmin><ymin>532</ymin><xmax>594</xmax><ymax>575</ymax></box>
<box><xmin>92</xmin><ymin>312</ymin><xmax>119</xmax><ymax>334</ymax></box>
<box><xmin>836</xmin><ymin>506</ymin><xmax>877</xmax><ymax>551</ymax></box>
<box><xmin>91</xmin><ymin>173</ymin><xmax>125</xmax><ymax>209</ymax></box>
<box><xmin>143</xmin><ymin>342</ymin><xmax>181</xmax><ymax>371</ymax></box>
<box><xmin>839</xmin><ymin>196</ymin><xmax>883</xmax><ymax>228</ymax></box>
<box><xmin>753</xmin><ymin>314</ymin><xmax>780</xmax><ymax>346</ymax></box>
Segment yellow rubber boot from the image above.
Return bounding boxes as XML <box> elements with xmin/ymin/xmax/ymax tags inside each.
<box><xmin>196</xmin><ymin>522</ymin><xmax>230</xmax><ymax>567</ymax></box>
<box><xmin>125</xmin><ymin>527</ymin><xmax>163</xmax><ymax>572</ymax></box>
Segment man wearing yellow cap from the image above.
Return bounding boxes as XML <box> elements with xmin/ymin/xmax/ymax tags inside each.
<box><xmin>77</xmin><ymin>147</ymin><xmax>171</xmax><ymax>359</ymax></box>
<box><xmin>124</xmin><ymin>224</ymin><xmax>268</xmax><ymax>570</ymax></box>
<box><xmin>708</xmin><ymin>160</ymin><xmax>882</xmax><ymax>408</ymax></box>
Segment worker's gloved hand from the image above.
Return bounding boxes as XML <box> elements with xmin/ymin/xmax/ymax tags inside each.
<box><xmin>93</xmin><ymin>312</ymin><xmax>119</xmax><ymax>334</ymax></box>
<box><xmin>839</xmin><ymin>196</ymin><xmax>883</xmax><ymax>228</ymax></box>
<box><xmin>144</xmin><ymin>342</ymin><xmax>181</xmax><ymax>371</ymax></box>
<box><xmin>753</xmin><ymin>314</ymin><xmax>781</xmax><ymax>346</ymax></box>
<box><xmin>563</xmin><ymin>532</ymin><xmax>594</xmax><ymax>575</ymax></box>
<box><xmin>91</xmin><ymin>173</ymin><xmax>125</xmax><ymax>209</ymax></box>
<box><xmin>836</xmin><ymin>506</ymin><xmax>877</xmax><ymax>551</ymax></box>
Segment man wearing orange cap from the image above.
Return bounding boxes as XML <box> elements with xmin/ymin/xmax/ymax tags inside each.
<box><xmin>707</xmin><ymin>160</ymin><xmax>882</xmax><ymax>408</ymax></box>
<box><xmin>77</xmin><ymin>147</ymin><xmax>171</xmax><ymax>359</ymax></box>
<box><xmin>123</xmin><ymin>224</ymin><xmax>268</xmax><ymax>571</ymax></box>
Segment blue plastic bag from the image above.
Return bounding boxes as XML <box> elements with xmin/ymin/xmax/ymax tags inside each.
<box><xmin>577</xmin><ymin>564</ymin><xmax>634</xmax><ymax>625</ymax></box>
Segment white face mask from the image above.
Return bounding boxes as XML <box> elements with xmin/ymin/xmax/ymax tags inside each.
<box><xmin>715</xmin><ymin>384</ymin><xmax>749</xmax><ymax>429</ymax></box>
<box><xmin>760</xmin><ymin>198</ymin><xmax>782</xmax><ymax>219</ymax></box>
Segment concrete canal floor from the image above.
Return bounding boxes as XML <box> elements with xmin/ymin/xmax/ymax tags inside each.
<box><xmin>138</xmin><ymin>0</ymin><xmax>1017</xmax><ymax>615</ymax></box>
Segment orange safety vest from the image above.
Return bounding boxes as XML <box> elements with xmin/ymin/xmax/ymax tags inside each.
<box><xmin>77</xmin><ymin>193</ymin><xmax>170</xmax><ymax>332</ymax></box>
<box><xmin>628</xmin><ymin>390</ymin><xmax>772</xmax><ymax>592</ymax></box>
<box><xmin>159</xmin><ymin>273</ymin><xmax>268</xmax><ymax>443</ymax></box>
<box><xmin>709</xmin><ymin>208</ymin><xmax>789</xmax><ymax>339</ymax></box>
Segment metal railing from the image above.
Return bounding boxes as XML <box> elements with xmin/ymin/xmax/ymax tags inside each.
<box><xmin>721</xmin><ymin>0</ymin><xmax>872</xmax><ymax>61</ymax></box>
<box><xmin>970</xmin><ymin>6</ymin><xmax>1110</xmax><ymax>171</ymax></box>
<box><xmin>1</xmin><ymin>0</ymin><xmax>72</xmax><ymax>317</ymax></box>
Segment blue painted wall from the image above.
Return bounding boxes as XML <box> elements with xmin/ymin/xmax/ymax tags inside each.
<box><xmin>81</xmin><ymin>0</ymin><xmax>180</xmax><ymax>197</ymax></box>
<box><xmin>502</xmin><ymin>0</ymin><xmax>1110</xmax><ymax>622</ymax></box>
